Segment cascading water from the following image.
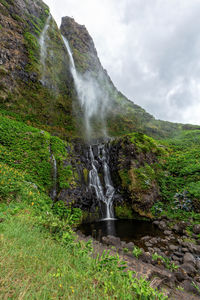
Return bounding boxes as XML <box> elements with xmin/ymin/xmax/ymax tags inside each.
<box><xmin>89</xmin><ymin>145</ymin><xmax>115</xmax><ymax>220</ymax></box>
<box><xmin>62</xmin><ymin>35</ymin><xmax>115</xmax><ymax>220</ymax></box>
<box><xmin>39</xmin><ymin>15</ymin><xmax>51</xmax><ymax>85</ymax></box>
<box><xmin>49</xmin><ymin>147</ymin><xmax>57</xmax><ymax>201</ymax></box>
<box><xmin>51</xmin><ymin>153</ymin><xmax>57</xmax><ymax>200</ymax></box>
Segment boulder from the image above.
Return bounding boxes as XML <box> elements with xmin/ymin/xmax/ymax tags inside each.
<box><xmin>183</xmin><ymin>252</ymin><xmax>196</xmax><ymax>265</ymax></box>
<box><xmin>164</xmin><ymin>230</ymin><xmax>172</xmax><ymax>235</ymax></box>
<box><xmin>173</xmin><ymin>221</ymin><xmax>187</xmax><ymax>234</ymax></box>
<box><xmin>193</xmin><ymin>224</ymin><xmax>200</xmax><ymax>234</ymax></box>
<box><xmin>158</xmin><ymin>221</ymin><xmax>166</xmax><ymax>231</ymax></box>
<box><xmin>169</xmin><ymin>245</ymin><xmax>179</xmax><ymax>251</ymax></box>
<box><xmin>126</xmin><ymin>242</ymin><xmax>135</xmax><ymax>251</ymax></box>
<box><xmin>102</xmin><ymin>235</ymin><xmax>121</xmax><ymax>247</ymax></box>
<box><xmin>181</xmin><ymin>264</ymin><xmax>196</xmax><ymax>276</ymax></box>
<box><xmin>196</xmin><ymin>260</ymin><xmax>200</xmax><ymax>271</ymax></box>
<box><xmin>175</xmin><ymin>269</ymin><xmax>188</xmax><ymax>282</ymax></box>
<box><xmin>181</xmin><ymin>279</ymin><xmax>200</xmax><ymax>296</ymax></box>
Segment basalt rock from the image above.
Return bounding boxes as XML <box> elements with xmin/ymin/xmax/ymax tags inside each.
<box><xmin>109</xmin><ymin>133</ymin><xmax>162</xmax><ymax>217</ymax></box>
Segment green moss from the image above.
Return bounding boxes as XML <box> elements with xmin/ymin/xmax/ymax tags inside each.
<box><xmin>0</xmin><ymin>0</ymin><xmax>9</xmax><ymax>9</ymax></box>
<box><xmin>118</xmin><ymin>169</ymin><xmax>131</xmax><ymax>188</ymax></box>
<box><xmin>129</xmin><ymin>132</ymin><xmax>164</xmax><ymax>155</ymax></box>
<box><xmin>11</xmin><ymin>13</ymin><xmax>24</xmax><ymax>23</ymax></box>
<box><xmin>0</xmin><ymin>66</ymin><xmax>7</xmax><ymax>75</ymax></box>
<box><xmin>0</xmin><ymin>114</ymin><xmax>76</xmax><ymax>196</ymax></box>
<box><xmin>115</xmin><ymin>205</ymin><xmax>134</xmax><ymax>219</ymax></box>
<box><xmin>24</xmin><ymin>31</ymin><xmax>40</xmax><ymax>73</ymax></box>
<box><xmin>83</xmin><ymin>168</ymin><xmax>88</xmax><ymax>184</ymax></box>
<box><xmin>134</xmin><ymin>164</ymin><xmax>156</xmax><ymax>191</ymax></box>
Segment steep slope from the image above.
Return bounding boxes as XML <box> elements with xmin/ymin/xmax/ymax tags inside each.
<box><xmin>0</xmin><ymin>0</ymin><xmax>77</xmax><ymax>138</ymax></box>
<box><xmin>60</xmin><ymin>17</ymin><xmax>200</xmax><ymax>139</ymax></box>
<box><xmin>1</xmin><ymin>0</ymin><xmax>198</xmax><ymax>140</ymax></box>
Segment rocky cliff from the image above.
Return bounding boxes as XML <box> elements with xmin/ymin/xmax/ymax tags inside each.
<box><xmin>60</xmin><ymin>16</ymin><xmax>197</xmax><ymax>139</ymax></box>
<box><xmin>1</xmin><ymin>1</ymin><xmax>197</xmax><ymax>140</ymax></box>
<box><xmin>0</xmin><ymin>0</ymin><xmax>78</xmax><ymax>138</ymax></box>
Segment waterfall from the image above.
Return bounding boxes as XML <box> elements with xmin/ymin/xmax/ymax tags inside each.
<box><xmin>62</xmin><ymin>36</ymin><xmax>115</xmax><ymax>220</ymax></box>
<box><xmin>89</xmin><ymin>145</ymin><xmax>115</xmax><ymax>220</ymax></box>
<box><xmin>39</xmin><ymin>15</ymin><xmax>51</xmax><ymax>85</ymax></box>
<box><xmin>49</xmin><ymin>146</ymin><xmax>57</xmax><ymax>201</ymax></box>
<box><xmin>62</xmin><ymin>35</ymin><xmax>108</xmax><ymax>140</ymax></box>
<box><xmin>51</xmin><ymin>153</ymin><xmax>57</xmax><ymax>200</ymax></box>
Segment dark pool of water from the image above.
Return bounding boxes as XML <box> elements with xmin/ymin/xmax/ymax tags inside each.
<box><xmin>78</xmin><ymin>219</ymin><xmax>164</xmax><ymax>248</ymax></box>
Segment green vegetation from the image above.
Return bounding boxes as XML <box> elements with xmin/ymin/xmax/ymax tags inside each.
<box><xmin>0</xmin><ymin>109</ymin><xmax>167</xmax><ymax>299</ymax></box>
<box><xmin>0</xmin><ymin>209</ymin><xmax>167</xmax><ymax>299</ymax></box>
<box><xmin>115</xmin><ymin>205</ymin><xmax>134</xmax><ymax>219</ymax></box>
<box><xmin>151</xmin><ymin>130</ymin><xmax>200</xmax><ymax>221</ymax></box>
<box><xmin>132</xmin><ymin>246</ymin><xmax>143</xmax><ymax>259</ymax></box>
<box><xmin>0</xmin><ymin>113</ymin><xmax>76</xmax><ymax>197</ymax></box>
<box><xmin>0</xmin><ymin>122</ymin><xmax>166</xmax><ymax>299</ymax></box>
<box><xmin>152</xmin><ymin>253</ymin><xmax>178</xmax><ymax>271</ymax></box>
<box><xmin>0</xmin><ymin>0</ymin><xmax>10</xmax><ymax>9</ymax></box>
<box><xmin>24</xmin><ymin>31</ymin><xmax>40</xmax><ymax>72</ymax></box>
<box><xmin>129</xmin><ymin>132</ymin><xmax>165</xmax><ymax>155</ymax></box>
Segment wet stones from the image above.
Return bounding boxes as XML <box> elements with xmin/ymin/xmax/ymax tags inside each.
<box><xmin>193</xmin><ymin>224</ymin><xmax>200</xmax><ymax>234</ymax></box>
<box><xmin>102</xmin><ymin>235</ymin><xmax>121</xmax><ymax>247</ymax></box>
<box><xmin>169</xmin><ymin>245</ymin><xmax>179</xmax><ymax>251</ymax></box>
<box><xmin>172</xmin><ymin>221</ymin><xmax>187</xmax><ymax>234</ymax></box>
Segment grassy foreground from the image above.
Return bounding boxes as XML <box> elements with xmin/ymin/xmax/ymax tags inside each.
<box><xmin>0</xmin><ymin>206</ymin><xmax>167</xmax><ymax>300</ymax></box>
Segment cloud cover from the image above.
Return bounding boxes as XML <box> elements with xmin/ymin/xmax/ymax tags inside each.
<box><xmin>45</xmin><ymin>0</ymin><xmax>200</xmax><ymax>125</ymax></box>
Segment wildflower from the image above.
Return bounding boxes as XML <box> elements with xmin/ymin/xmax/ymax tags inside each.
<box><xmin>59</xmin><ymin>284</ymin><xmax>62</xmax><ymax>288</ymax></box>
<box><xmin>31</xmin><ymin>202</ymin><xmax>34</xmax><ymax>206</ymax></box>
<box><xmin>70</xmin><ymin>286</ymin><xmax>74</xmax><ymax>293</ymax></box>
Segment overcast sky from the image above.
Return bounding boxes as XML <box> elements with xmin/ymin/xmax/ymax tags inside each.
<box><xmin>45</xmin><ymin>0</ymin><xmax>200</xmax><ymax>125</ymax></box>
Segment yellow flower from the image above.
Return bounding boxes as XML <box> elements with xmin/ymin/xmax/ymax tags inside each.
<box><xmin>59</xmin><ymin>284</ymin><xmax>62</xmax><ymax>288</ymax></box>
<box><xmin>31</xmin><ymin>202</ymin><xmax>34</xmax><ymax>206</ymax></box>
<box><xmin>70</xmin><ymin>286</ymin><xmax>74</xmax><ymax>293</ymax></box>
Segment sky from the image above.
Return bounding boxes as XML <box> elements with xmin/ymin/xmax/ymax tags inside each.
<box><xmin>45</xmin><ymin>0</ymin><xmax>200</xmax><ymax>125</ymax></box>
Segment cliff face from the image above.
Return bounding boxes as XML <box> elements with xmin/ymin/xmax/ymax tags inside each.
<box><xmin>109</xmin><ymin>133</ymin><xmax>164</xmax><ymax>218</ymax></box>
<box><xmin>0</xmin><ymin>0</ymin><xmax>78</xmax><ymax>138</ymax></box>
<box><xmin>1</xmin><ymin>1</ymin><xmax>199</xmax><ymax>140</ymax></box>
<box><xmin>60</xmin><ymin>17</ymin><xmax>192</xmax><ymax>139</ymax></box>
<box><xmin>0</xmin><ymin>0</ymin><xmax>48</xmax><ymax>91</ymax></box>
<box><xmin>61</xmin><ymin>17</ymin><xmax>100</xmax><ymax>74</ymax></box>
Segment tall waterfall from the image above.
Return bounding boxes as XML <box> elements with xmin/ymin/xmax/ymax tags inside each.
<box><xmin>51</xmin><ymin>153</ymin><xmax>57</xmax><ymax>200</ymax></box>
<box><xmin>39</xmin><ymin>15</ymin><xmax>51</xmax><ymax>85</ymax></box>
<box><xmin>62</xmin><ymin>36</ymin><xmax>115</xmax><ymax>220</ymax></box>
<box><xmin>49</xmin><ymin>146</ymin><xmax>57</xmax><ymax>201</ymax></box>
<box><xmin>89</xmin><ymin>145</ymin><xmax>115</xmax><ymax>220</ymax></box>
<box><xmin>62</xmin><ymin>36</ymin><xmax>108</xmax><ymax>140</ymax></box>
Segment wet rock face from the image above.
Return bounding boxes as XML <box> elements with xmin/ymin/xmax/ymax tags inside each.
<box><xmin>0</xmin><ymin>0</ymin><xmax>49</xmax><ymax>93</ymax></box>
<box><xmin>57</xmin><ymin>141</ymin><xmax>108</xmax><ymax>214</ymax></box>
<box><xmin>109</xmin><ymin>135</ymin><xmax>161</xmax><ymax>216</ymax></box>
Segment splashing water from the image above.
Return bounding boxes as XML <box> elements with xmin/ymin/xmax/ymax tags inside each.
<box><xmin>62</xmin><ymin>36</ymin><xmax>115</xmax><ymax>220</ymax></box>
<box><xmin>39</xmin><ymin>15</ymin><xmax>51</xmax><ymax>85</ymax></box>
<box><xmin>89</xmin><ymin>145</ymin><xmax>115</xmax><ymax>220</ymax></box>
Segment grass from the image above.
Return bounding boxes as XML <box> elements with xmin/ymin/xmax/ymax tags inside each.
<box><xmin>0</xmin><ymin>207</ymin><xmax>167</xmax><ymax>300</ymax></box>
<box><xmin>0</xmin><ymin>213</ymin><xmax>94</xmax><ymax>299</ymax></box>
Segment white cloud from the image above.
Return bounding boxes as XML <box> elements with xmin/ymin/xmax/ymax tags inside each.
<box><xmin>45</xmin><ymin>0</ymin><xmax>200</xmax><ymax>125</ymax></box>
